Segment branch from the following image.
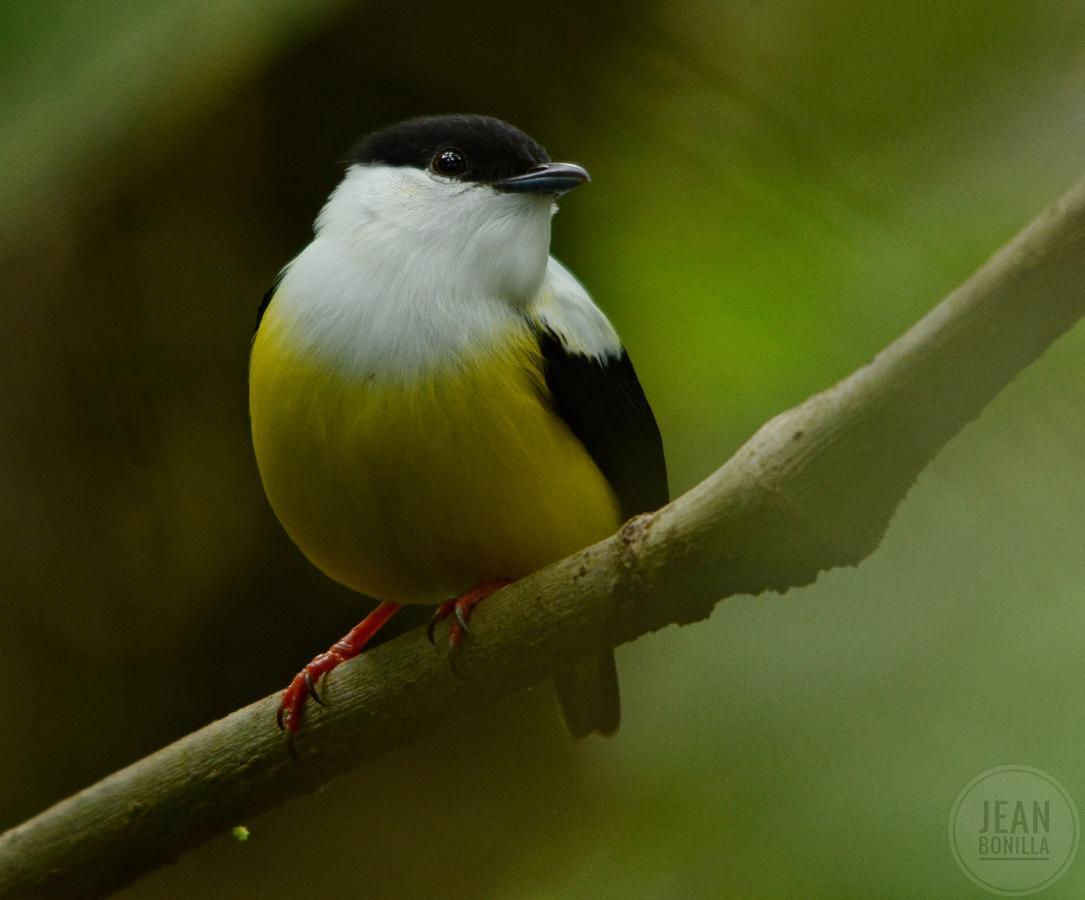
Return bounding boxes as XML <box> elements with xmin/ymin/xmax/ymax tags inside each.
<box><xmin>4</xmin><ymin>175</ymin><xmax>1085</xmax><ymax>899</ymax></box>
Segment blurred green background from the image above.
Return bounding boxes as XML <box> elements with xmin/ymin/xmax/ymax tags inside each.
<box><xmin>3</xmin><ymin>2</ymin><xmax>1085</xmax><ymax>897</ymax></box>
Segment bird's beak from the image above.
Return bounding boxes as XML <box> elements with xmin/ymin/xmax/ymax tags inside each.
<box><xmin>494</xmin><ymin>162</ymin><xmax>590</xmax><ymax>195</ymax></box>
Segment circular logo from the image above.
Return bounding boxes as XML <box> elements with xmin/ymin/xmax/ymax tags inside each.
<box><xmin>949</xmin><ymin>766</ymin><xmax>1079</xmax><ymax>896</ymax></box>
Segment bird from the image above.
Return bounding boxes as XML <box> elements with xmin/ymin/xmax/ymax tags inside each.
<box><xmin>249</xmin><ymin>114</ymin><xmax>667</xmax><ymax>747</ymax></box>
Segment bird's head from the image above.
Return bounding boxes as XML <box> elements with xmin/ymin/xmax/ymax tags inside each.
<box><xmin>314</xmin><ymin>114</ymin><xmax>589</xmax><ymax>302</ymax></box>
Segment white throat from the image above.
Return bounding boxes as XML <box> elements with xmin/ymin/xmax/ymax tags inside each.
<box><xmin>271</xmin><ymin>164</ymin><xmax>557</xmax><ymax>378</ymax></box>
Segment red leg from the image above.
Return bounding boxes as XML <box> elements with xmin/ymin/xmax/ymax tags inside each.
<box><xmin>277</xmin><ymin>601</ymin><xmax>400</xmax><ymax>740</ymax></box>
<box><xmin>426</xmin><ymin>579</ymin><xmax>514</xmax><ymax>650</ymax></box>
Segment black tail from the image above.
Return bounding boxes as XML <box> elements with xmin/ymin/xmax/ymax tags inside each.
<box><xmin>552</xmin><ymin>651</ymin><xmax>621</xmax><ymax>738</ymax></box>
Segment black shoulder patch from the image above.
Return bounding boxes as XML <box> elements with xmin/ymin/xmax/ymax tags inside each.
<box><xmin>535</xmin><ymin>328</ymin><xmax>668</xmax><ymax>520</ymax></box>
<box><xmin>255</xmin><ymin>269</ymin><xmax>286</xmax><ymax>334</ymax></box>
<box><xmin>349</xmin><ymin>114</ymin><xmax>550</xmax><ymax>184</ymax></box>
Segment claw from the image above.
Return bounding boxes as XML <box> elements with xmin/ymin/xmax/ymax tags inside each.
<box><xmin>275</xmin><ymin>601</ymin><xmax>401</xmax><ymax>749</ymax></box>
<box><xmin>304</xmin><ymin>670</ymin><xmax>325</xmax><ymax>707</ymax></box>
<box><xmin>431</xmin><ymin>579</ymin><xmax>515</xmax><ymax>664</ymax></box>
<box><xmin>426</xmin><ymin>599</ymin><xmax>455</xmax><ymax>645</ymax></box>
<box><xmin>446</xmin><ymin>615</ymin><xmax>470</xmax><ymax>677</ymax></box>
<box><xmin>454</xmin><ymin>604</ymin><xmax>470</xmax><ymax>634</ymax></box>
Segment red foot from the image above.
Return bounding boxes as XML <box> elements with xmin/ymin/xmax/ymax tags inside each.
<box><xmin>426</xmin><ymin>579</ymin><xmax>514</xmax><ymax>650</ymax></box>
<box><xmin>277</xmin><ymin>601</ymin><xmax>400</xmax><ymax>744</ymax></box>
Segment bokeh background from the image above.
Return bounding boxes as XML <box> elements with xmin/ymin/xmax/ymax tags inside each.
<box><xmin>4</xmin><ymin>2</ymin><xmax>1085</xmax><ymax>897</ymax></box>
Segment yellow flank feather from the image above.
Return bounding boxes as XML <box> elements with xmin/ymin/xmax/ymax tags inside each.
<box><xmin>249</xmin><ymin>304</ymin><xmax>621</xmax><ymax>605</ymax></box>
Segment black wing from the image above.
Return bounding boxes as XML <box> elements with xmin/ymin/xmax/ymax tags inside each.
<box><xmin>535</xmin><ymin>328</ymin><xmax>668</xmax><ymax>520</ymax></box>
<box><xmin>254</xmin><ymin>269</ymin><xmax>287</xmax><ymax>334</ymax></box>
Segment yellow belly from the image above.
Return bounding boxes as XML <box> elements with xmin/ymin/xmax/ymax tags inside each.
<box><xmin>249</xmin><ymin>310</ymin><xmax>621</xmax><ymax>604</ymax></box>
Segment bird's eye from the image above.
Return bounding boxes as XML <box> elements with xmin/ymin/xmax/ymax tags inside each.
<box><xmin>431</xmin><ymin>148</ymin><xmax>467</xmax><ymax>177</ymax></box>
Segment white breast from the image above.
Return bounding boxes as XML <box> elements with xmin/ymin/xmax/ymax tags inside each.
<box><xmin>268</xmin><ymin>162</ymin><xmax>622</xmax><ymax>381</ymax></box>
